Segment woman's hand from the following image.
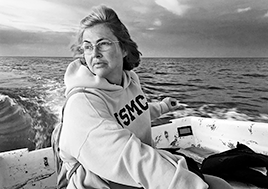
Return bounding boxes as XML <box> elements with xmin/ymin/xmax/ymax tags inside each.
<box><xmin>162</xmin><ymin>97</ymin><xmax>188</xmax><ymax>111</ymax></box>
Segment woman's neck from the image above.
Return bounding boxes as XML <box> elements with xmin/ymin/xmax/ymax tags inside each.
<box><xmin>107</xmin><ymin>71</ymin><xmax>124</xmax><ymax>86</ymax></box>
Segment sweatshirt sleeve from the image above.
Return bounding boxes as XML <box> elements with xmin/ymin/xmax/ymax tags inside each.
<box><xmin>149</xmin><ymin>101</ymin><xmax>170</xmax><ymax>120</ymax></box>
<box><xmin>63</xmin><ymin>93</ymin><xmax>208</xmax><ymax>189</ymax></box>
<box><xmin>129</xmin><ymin>71</ymin><xmax>170</xmax><ymax>121</ymax></box>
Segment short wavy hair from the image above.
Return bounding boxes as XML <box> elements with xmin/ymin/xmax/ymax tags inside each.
<box><xmin>71</xmin><ymin>5</ymin><xmax>142</xmax><ymax>70</ymax></box>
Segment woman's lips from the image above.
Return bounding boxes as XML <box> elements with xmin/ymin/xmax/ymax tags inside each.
<box><xmin>93</xmin><ymin>62</ymin><xmax>106</xmax><ymax>68</ymax></box>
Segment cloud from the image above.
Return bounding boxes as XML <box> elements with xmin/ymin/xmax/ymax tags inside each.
<box><xmin>0</xmin><ymin>27</ymin><xmax>72</xmax><ymax>45</ymax></box>
<box><xmin>0</xmin><ymin>0</ymin><xmax>80</xmax><ymax>32</ymax></box>
<box><xmin>145</xmin><ymin>18</ymin><xmax>162</xmax><ymax>31</ymax></box>
<box><xmin>237</xmin><ymin>7</ymin><xmax>251</xmax><ymax>13</ymax></box>
<box><xmin>264</xmin><ymin>11</ymin><xmax>268</xmax><ymax>17</ymax></box>
<box><xmin>0</xmin><ymin>27</ymin><xmax>73</xmax><ymax>56</ymax></box>
<box><xmin>132</xmin><ymin>6</ymin><xmax>149</xmax><ymax>14</ymax></box>
<box><xmin>155</xmin><ymin>0</ymin><xmax>190</xmax><ymax>16</ymax></box>
<box><xmin>153</xmin><ymin>19</ymin><xmax>162</xmax><ymax>27</ymax></box>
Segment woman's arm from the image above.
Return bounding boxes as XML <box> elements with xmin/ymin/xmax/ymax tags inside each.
<box><xmin>63</xmin><ymin>93</ymin><xmax>208</xmax><ymax>189</ymax></box>
<box><xmin>149</xmin><ymin>97</ymin><xmax>183</xmax><ymax>120</ymax></box>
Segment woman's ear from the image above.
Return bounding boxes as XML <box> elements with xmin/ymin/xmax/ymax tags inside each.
<box><xmin>123</xmin><ymin>49</ymin><xmax>128</xmax><ymax>58</ymax></box>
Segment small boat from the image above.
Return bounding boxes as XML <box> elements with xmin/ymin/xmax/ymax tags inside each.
<box><xmin>0</xmin><ymin>116</ymin><xmax>267</xmax><ymax>189</ymax></box>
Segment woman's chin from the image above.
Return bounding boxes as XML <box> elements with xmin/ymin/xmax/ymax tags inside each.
<box><xmin>93</xmin><ymin>69</ymin><xmax>108</xmax><ymax>78</ymax></box>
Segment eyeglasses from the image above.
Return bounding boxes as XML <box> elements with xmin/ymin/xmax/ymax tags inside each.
<box><xmin>81</xmin><ymin>39</ymin><xmax>120</xmax><ymax>55</ymax></box>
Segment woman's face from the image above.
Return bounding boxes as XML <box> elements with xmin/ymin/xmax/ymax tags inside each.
<box><xmin>82</xmin><ymin>24</ymin><xmax>127</xmax><ymax>85</ymax></box>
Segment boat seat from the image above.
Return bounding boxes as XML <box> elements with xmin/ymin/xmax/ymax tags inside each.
<box><xmin>176</xmin><ymin>146</ymin><xmax>217</xmax><ymax>164</ymax></box>
<box><xmin>176</xmin><ymin>147</ymin><xmax>264</xmax><ymax>189</ymax></box>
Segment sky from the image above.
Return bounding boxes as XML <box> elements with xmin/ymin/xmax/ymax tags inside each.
<box><xmin>0</xmin><ymin>0</ymin><xmax>268</xmax><ymax>57</ymax></box>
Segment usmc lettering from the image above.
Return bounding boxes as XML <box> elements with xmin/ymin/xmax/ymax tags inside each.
<box><xmin>114</xmin><ymin>95</ymin><xmax>148</xmax><ymax>126</ymax></box>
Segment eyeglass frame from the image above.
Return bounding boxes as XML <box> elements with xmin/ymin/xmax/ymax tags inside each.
<box><xmin>80</xmin><ymin>39</ymin><xmax>120</xmax><ymax>55</ymax></box>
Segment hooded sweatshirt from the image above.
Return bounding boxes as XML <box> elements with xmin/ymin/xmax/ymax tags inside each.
<box><xmin>60</xmin><ymin>59</ymin><xmax>208</xmax><ymax>189</ymax></box>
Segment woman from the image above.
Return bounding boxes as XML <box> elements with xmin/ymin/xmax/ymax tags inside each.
<box><xmin>60</xmin><ymin>4</ymin><xmax>233</xmax><ymax>189</ymax></box>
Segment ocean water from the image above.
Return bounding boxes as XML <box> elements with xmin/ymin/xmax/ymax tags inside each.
<box><xmin>0</xmin><ymin>56</ymin><xmax>268</xmax><ymax>152</ymax></box>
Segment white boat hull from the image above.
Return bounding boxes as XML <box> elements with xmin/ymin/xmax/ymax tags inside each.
<box><xmin>152</xmin><ymin>116</ymin><xmax>268</xmax><ymax>156</ymax></box>
<box><xmin>1</xmin><ymin>116</ymin><xmax>267</xmax><ymax>189</ymax></box>
<box><xmin>0</xmin><ymin>147</ymin><xmax>55</xmax><ymax>189</ymax></box>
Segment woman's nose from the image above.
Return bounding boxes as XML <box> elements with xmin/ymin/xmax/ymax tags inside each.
<box><xmin>91</xmin><ymin>47</ymin><xmax>102</xmax><ymax>58</ymax></box>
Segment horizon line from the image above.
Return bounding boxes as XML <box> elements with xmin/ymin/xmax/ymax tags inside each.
<box><xmin>1</xmin><ymin>55</ymin><xmax>268</xmax><ymax>59</ymax></box>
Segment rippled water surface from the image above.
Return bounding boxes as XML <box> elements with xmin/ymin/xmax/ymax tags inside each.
<box><xmin>1</xmin><ymin>57</ymin><xmax>268</xmax><ymax>151</ymax></box>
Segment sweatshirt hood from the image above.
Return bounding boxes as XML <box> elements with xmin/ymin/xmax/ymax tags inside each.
<box><xmin>64</xmin><ymin>59</ymin><xmax>131</xmax><ymax>96</ymax></box>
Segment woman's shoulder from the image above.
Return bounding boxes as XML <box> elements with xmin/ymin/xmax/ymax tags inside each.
<box><xmin>126</xmin><ymin>70</ymin><xmax>140</xmax><ymax>84</ymax></box>
<box><xmin>66</xmin><ymin>88</ymin><xmax>104</xmax><ymax>105</ymax></box>
<box><xmin>65</xmin><ymin>88</ymin><xmax>111</xmax><ymax>117</ymax></box>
